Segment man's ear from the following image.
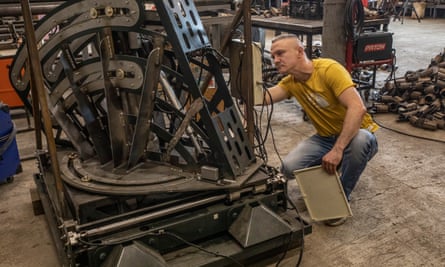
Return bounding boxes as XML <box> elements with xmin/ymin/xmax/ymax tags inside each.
<box><xmin>297</xmin><ymin>46</ymin><xmax>305</xmax><ymax>57</ymax></box>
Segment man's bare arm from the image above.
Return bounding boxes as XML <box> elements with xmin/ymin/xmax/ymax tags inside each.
<box><xmin>322</xmin><ymin>87</ymin><xmax>367</xmax><ymax>174</ymax></box>
<box><xmin>261</xmin><ymin>85</ymin><xmax>290</xmax><ymax>105</ymax></box>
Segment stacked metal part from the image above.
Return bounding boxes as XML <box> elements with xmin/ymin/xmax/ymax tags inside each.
<box><xmin>372</xmin><ymin>49</ymin><xmax>445</xmax><ymax>130</ymax></box>
<box><xmin>288</xmin><ymin>0</ymin><xmax>324</xmax><ymax>20</ymax></box>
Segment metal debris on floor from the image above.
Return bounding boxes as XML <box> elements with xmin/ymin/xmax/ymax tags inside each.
<box><xmin>371</xmin><ymin>48</ymin><xmax>445</xmax><ymax>130</ymax></box>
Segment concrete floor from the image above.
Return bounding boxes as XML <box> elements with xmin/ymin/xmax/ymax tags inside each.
<box><xmin>1</xmin><ymin>17</ymin><xmax>444</xmax><ymax>267</ymax></box>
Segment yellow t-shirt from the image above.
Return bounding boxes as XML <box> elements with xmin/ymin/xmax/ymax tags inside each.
<box><xmin>278</xmin><ymin>58</ymin><xmax>378</xmax><ymax>136</ymax></box>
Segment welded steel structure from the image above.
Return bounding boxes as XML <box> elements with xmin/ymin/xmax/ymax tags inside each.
<box><xmin>9</xmin><ymin>0</ymin><xmax>311</xmax><ymax>266</ymax></box>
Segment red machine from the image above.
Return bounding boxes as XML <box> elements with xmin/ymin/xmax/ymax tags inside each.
<box><xmin>0</xmin><ymin>52</ymin><xmax>23</xmax><ymax>108</ymax></box>
<box><xmin>345</xmin><ymin>0</ymin><xmax>395</xmax><ymax>98</ymax></box>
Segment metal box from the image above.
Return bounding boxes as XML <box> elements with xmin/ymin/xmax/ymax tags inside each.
<box><xmin>354</xmin><ymin>31</ymin><xmax>393</xmax><ymax>62</ymax></box>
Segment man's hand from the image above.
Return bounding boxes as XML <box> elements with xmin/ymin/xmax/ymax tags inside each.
<box><xmin>321</xmin><ymin>148</ymin><xmax>343</xmax><ymax>175</ymax></box>
<box><xmin>259</xmin><ymin>85</ymin><xmax>290</xmax><ymax>105</ymax></box>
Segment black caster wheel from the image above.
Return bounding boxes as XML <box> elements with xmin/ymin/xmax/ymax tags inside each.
<box><xmin>6</xmin><ymin>176</ymin><xmax>14</xmax><ymax>183</ymax></box>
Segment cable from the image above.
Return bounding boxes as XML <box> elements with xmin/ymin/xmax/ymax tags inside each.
<box><xmin>383</xmin><ymin>49</ymin><xmax>397</xmax><ymax>85</ymax></box>
<box><xmin>223</xmin><ymin>36</ymin><xmax>307</xmax><ymax>267</ymax></box>
<box><xmin>229</xmin><ymin>45</ymin><xmax>276</xmax><ymax>164</ymax></box>
<box><xmin>255</xmin><ymin>86</ymin><xmax>306</xmax><ymax>267</ymax></box>
<box><xmin>253</xmin><ymin>87</ymin><xmax>276</xmax><ymax>164</ymax></box>
<box><xmin>78</xmin><ymin>230</ymin><xmax>244</xmax><ymax>267</ymax></box>
<box><xmin>372</xmin><ymin>114</ymin><xmax>445</xmax><ymax>144</ymax></box>
<box><xmin>345</xmin><ymin>0</ymin><xmax>365</xmax><ymax>40</ymax></box>
<box><xmin>159</xmin><ymin>231</ymin><xmax>245</xmax><ymax>267</ymax></box>
<box><xmin>267</xmin><ymin>110</ymin><xmax>283</xmax><ymax>165</ymax></box>
<box><xmin>282</xmin><ymin>180</ymin><xmax>306</xmax><ymax>267</ymax></box>
<box><xmin>274</xmin><ymin>231</ymin><xmax>295</xmax><ymax>267</ymax></box>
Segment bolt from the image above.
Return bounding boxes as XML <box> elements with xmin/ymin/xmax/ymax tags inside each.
<box><xmin>116</xmin><ymin>69</ymin><xmax>125</xmax><ymax>79</ymax></box>
<box><xmin>90</xmin><ymin>8</ymin><xmax>98</xmax><ymax>19</ymax></box>
<box><xmin>105</xmin><ymin>6</ymin><xmax>114</xmax><ymax>17</ymax></box>
<box><xmin>99</xmin><ymin>252</ymin><xmax>107</xmax><ymax>261</ymax></box>
<box><xmin>81</xmin><ymin>175</ymin><xmax>90</xmax><ymax>182</ymax></box>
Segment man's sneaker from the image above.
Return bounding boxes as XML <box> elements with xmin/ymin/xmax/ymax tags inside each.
<box><xmin>324</xmin><ymin>217</ymin><xmax>347</xmax><ymax>227</ymax></box>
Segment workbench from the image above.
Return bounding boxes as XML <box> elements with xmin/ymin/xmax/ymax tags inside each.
<box><xmin>252</xmin><ymin>16</ymin><xmax>390</xmax><ymax>56</ymax></box>
<box><xmin>251</xmin><ymin>16</ymin><xmax>322</xmax><ymax>57</ymax></box>
<box><xmin>201</xmin><ymin>14</ymin><xmax>390</xmax><ymax>58</ymax></box>
<box><xmin>201</xmin><ymin>15</ymin><xmax>322</xmax><ymax>56</ymax></box>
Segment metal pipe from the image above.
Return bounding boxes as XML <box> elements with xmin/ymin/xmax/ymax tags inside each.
<box><xmin>29</xmin><ymin>61</ymin><xmax>43</xmax><ymax>150</ymax></box>
<box><xmin>83</xmin><ymin>194</ymin><xmax>227</xmax><ymax>238</ymax></box>
<box><xmin>160</xmin><ymin>71</ymin><xmax>203</xmax><ymax>155</ymax></box>
<box><xmin>21</xmin><ymin>0</ymin><xmax>65</xmax><ymax>218</ymax></box>
<box><xmin>242</xmin><ymin>0</ymin><xmax>254</xmax><ymax>147</ymax></box>
<box><xmin>0</xmin><ymin>2</ymin><xmax>63</xmax><ymax>16</ymax></box>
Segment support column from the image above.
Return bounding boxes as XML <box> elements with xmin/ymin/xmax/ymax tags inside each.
<box><xmin>322</xmin><ymin>0</ymin><xmax>347</xmax><ymax>65</ymax></box>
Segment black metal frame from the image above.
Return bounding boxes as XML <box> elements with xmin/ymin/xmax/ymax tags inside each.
<box><xmin>10</xmin><ymin>0</ymin><xmax>312</xmax><ymax>265</ymax></box>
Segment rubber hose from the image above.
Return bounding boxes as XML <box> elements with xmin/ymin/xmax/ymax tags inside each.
<box><xmin>345</xmin><ymin>0</ymin><xmax>364</xmax><ymax>40</ymax></box>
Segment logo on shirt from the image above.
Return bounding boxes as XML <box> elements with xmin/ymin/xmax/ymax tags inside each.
<box><xmin>309</xmin><ymin>93</ymin><xmax>329</xmax><ymax>108</ymax></box>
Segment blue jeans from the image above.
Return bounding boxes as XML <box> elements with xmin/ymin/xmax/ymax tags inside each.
<box><xmin>281</xmin><ymin>129</ymin><xmax>378</xmax><ymax>200</ymax></box>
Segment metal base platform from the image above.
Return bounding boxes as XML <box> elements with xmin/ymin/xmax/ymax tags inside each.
<box><xmin>34</xmin><ymin>151</ymin><xmax>311</xmax><ymax>267</ymax></box>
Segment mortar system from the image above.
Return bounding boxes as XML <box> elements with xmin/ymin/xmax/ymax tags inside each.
<box><xmin>9</xmin><ymin>0</ymin><xmax>311</xmax><ymax>265</ymax></box>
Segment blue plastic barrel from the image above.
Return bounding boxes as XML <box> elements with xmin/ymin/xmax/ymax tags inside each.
<box><xmin>0</xmin><ymin>102</ymin><xmax>20</xmax><ymax>182</ymax></box>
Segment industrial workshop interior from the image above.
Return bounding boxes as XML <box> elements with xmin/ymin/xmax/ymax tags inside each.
<box><xmin>0</xmin><ymin>0</ymin><xmax>444</xmax><ymax>266</ymax></box>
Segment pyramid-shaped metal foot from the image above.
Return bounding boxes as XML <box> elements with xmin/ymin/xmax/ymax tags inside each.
<box><xmin>229</xmin><ymin>202</ymin><xmax>293</xmax><ymax>248</ymax></box>
<box><xmin>101</xmin><ymin>240</ymin><xmax>167</xmax><ymax>267</ymax></box>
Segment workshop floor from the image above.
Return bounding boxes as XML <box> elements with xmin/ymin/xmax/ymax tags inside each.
<box><xmin>1</xmin><ymin>17</ymin><xmax>444</xmax><ymax>267</ymax></box>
